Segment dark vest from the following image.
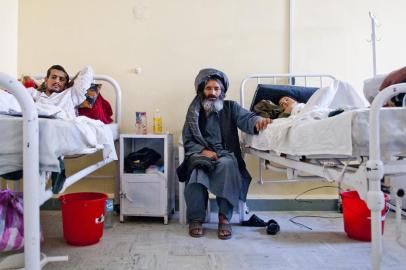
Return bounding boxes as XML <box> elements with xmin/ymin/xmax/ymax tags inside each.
<box><xmin>219</xmin><ymin>101</ymin><xmax>252</xmax><ymax>201</ymax></box>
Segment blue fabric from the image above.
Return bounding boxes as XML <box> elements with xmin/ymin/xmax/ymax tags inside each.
<box><xmin>250</xmin><ymin>84</ymin><xmax>319</xmax><ymax>111</ymax></box>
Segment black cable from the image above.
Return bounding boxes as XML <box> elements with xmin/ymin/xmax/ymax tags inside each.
<box><xmin>291</xmin><ymin>185</ymin><xmax>343</xmax><ymax>230</ymax></box>
<box><xmin>289</xmin><ymin>215</ymin><xmax>342</xmax><ymax>231</ymax></box>
<box><xmin>294</xmin><ymin>185</ymin><xmax>339</xmax><ymax>204</ymax></box>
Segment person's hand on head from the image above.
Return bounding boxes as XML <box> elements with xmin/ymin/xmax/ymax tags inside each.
<box><xmin>201</xmin><ymin>149</ymin><xmax>219</xmax><ymax>160</ymax></box>
<box><xmin>379</xmin><ymin>66</ymin><xmax>406</xmax><ymax>91</ymax></box>
<box><xmin>255</xmin><ymin>117</ymin><xmax>272</xmax><ymax>132</ymax></box>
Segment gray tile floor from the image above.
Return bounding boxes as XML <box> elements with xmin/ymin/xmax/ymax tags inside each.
<box><xmin>5</xmin><ymin>211</ymin><xmax>406</xmax><ymax>270</ymax></box>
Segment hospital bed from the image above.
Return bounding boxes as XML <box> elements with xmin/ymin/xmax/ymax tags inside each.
<box><xmin>240</xmin><ymin>73</ymin><xmax>405</xmax><ymax>270</ymax></box>
<box><xmin>0</xmin><ymin>72</ymin><xmax>122</xmax><ymax>270</ymax></box>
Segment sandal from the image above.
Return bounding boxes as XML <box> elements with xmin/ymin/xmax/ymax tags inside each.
<box><xmin>189</xmin><ymin>220</ymin><xmax>204</xmax><ymax>238</ymax></box>
<box><xmin>241</xmin><ymin>214</ymin><xmax>267</xmax><ymax>227</ymax></box>
<box><xmin>217</xmin><ymin>223</ymin><xmax>232</xmax><ymax>240</ymax></box>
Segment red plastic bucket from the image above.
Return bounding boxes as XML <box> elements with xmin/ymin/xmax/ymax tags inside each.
<box><xmin>340</xmin><ymin>190</ymin><xmax>388</xmax><ymax>241</ymax></box>
<box><xmin>58</xmin><ymin>192</ymin><xmax>107</xmax><ymax>246</ymax></box>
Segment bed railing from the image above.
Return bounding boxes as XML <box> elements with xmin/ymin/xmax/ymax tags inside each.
<box><xmin>367</xmin><ymin>82</ymin><xmax>406</xmax><ymax>270</ymax></box>
<box><xmin>239</xmin><ymin>73</ymin><xmax>336</xmax><ymax>109</ymax></box>
<box><xmin>0</xmin><ymin>72</ymin><xmax>123</xmax><ymax>270</ymax></box>
<box><xmin>239</xmin><ymin>72</ymin><xmax>406</xmax><ymax>270</ymax></box>
<box><xmin>239</xmin><ymin>73</ymin><xmax>337</xmax><ymax>184</ymax></box>
<box><xmin>0</xmin><ymin>72</ymin><xmax>42</xmax><ymax>270</ymax></box>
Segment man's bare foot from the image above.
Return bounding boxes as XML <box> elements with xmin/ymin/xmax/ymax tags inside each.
<box><xmin>189</xmin><ymin>220</ymin><xmax>204</xmax><ymax>238</ymax></box>
<box><xmin>218</xmin><ymin>214</ymin><xmax>232</xmax><ymax>240</ymax></box>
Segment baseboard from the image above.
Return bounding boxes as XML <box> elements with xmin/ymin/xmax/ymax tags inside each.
<box><xmin>41</xmin><ymin>197</ymin><xmax>339</xmax><ymax>211</ymax></box>
<box><xmin>209</xmin><ymin>198</ymin><xmax>339</xmax><ymax>212</ymax></box>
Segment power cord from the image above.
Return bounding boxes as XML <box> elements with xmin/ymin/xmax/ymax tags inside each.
<box><xmin>294</xmin><ymin>185</ymin><xmax>339</xmax><ymax>204</ymax></box>
<box><xmin>289</xmin><ymin>215</ymin><xmax>342</xmax><ymax>231</ymax></box>
<box><xmin>290</xmin><ymin>185</ymin><xmax>342</xmax><ymax>230</ymax></box>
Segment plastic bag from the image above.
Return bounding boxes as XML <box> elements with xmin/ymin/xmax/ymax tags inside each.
<box><xmin>0</xmin><ymin>189</ymin><xmax>24</xmax><ymax>252</ymax></box>
<box><xmin>125</xmin><ymin>147</ymin><xmax>161</xmax><ymax>173</ymax></box>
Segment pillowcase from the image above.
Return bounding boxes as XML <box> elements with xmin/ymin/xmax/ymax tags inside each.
<box><xmin>79</xmin><ymin>83</ymin><xmax>101</xmax><ymax>109</ymax></box>
<box><xmin>363</xmin><ymin>74</ymin><xmax>387</xmax><ymax>104</ymax></box>
<box><xmin>250</xmin><ymin>84</ymin><xmax>318</xmax><ymax>111</ymax></box>
<box><xmin>301</xmin><ymin>80</ymin><xmax>368</xmax><ymax>114</ymax></box>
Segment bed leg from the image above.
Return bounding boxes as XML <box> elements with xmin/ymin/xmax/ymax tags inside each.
<box><xmin>366</xmin><ymin>160</ymin><xmax>385</xmax><ymax>270</ymax></box>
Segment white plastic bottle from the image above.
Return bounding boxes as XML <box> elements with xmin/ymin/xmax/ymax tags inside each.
<box><xmin>153</xmin><ymin>109</ymin><xmax>162</xmax><ymax>134</ymax></box>
<box><xmin>104</xmin><ymin>199</ymin><xmax>113</xmax><ymax>229</ymax></box>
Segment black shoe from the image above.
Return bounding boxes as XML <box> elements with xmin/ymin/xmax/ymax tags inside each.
<box><xmin>241</xmin><ymin>214</ymin><xmax>267</xmax><ymax>227</ymax></box>
<box><xmin>266</xmin><ymin>219</ymin><xmax>280</xmax><ymax>235</ymax></box>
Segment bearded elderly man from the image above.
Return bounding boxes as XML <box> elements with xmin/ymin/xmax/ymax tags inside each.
<box><xmin>181</xmin><ymin>68</ymin><xmax>271</xmax><ymax>240</ymax></box>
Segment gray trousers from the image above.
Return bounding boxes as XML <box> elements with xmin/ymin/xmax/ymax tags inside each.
<box><xmin>184</xmin><ymin>182</ymin><xmax>233</xmax><ymax>222</ymax></box>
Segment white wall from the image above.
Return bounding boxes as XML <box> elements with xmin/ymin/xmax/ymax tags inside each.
<box><xmin>293</xmin><ymin>0</ymin><xmax>406</xmax><ymax>91</ymax></box>
<box><xmin>0</xmin><ymin>0</ymin><xmax>18</xmax><ymax>76</ymax></box>
<box><xmin>17</xmin><ymin>0</ymin><xmax>406</xmax><ymax>197</ymax></box>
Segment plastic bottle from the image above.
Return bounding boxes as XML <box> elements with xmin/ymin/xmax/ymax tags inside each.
<box><xmin>153</xmin><ymin>109</ymin><xmax>163</xmax><ymax>134</ymax></box>
<box><xmin>104</xmin><ymin>199</ymin><xmax>113</xmax><ymax>229</ymax></box>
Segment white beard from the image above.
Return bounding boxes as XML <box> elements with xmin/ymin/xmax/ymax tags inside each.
<box><xmin>202</xmin><ymin>98</ymin><xmax>224</xmax><ymax>113</ymax></box>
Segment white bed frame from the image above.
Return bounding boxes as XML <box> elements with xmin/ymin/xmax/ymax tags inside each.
<box><xmin>240</xmin><ymin>73</ymin><xmax>405</xmax><ymax>270</ymax></box>
<box><xmin>0</xmin><ymin>72</ymin><xmax>122</xmax><ymax>270</ymax></box>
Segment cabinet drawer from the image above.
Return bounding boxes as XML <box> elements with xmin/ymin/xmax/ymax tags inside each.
<box><xmin>121</xmin><ymin>173</ymin><xmax>166</xmax><ymax>216</ymax></box>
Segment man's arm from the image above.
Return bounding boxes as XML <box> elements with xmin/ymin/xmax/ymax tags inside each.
<box><xmin>68</xmin><ymin>66</ymin><xmax>94</xmax><ymax>107</ymax></box>
<box><xmin>232</xmin><ymin>101</ymin><xmax>271</xmax><ymax>134</ymax></box>
<box><xmin>379</xmin><ymin>66</ymin><xmax>406</xmax><ymax>90</ymax></box>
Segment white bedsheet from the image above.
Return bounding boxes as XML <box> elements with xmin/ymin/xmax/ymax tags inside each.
<box><xmin>244</xmin><ymin>107</ymin><xmax>406</xmax><ymax>158</ymax></box>
<box><xmin>0</xmin><ymin>115</ymin><xmax>117</xmax><ymax>175</ymax></box>
<box><xmin>244</xmin><ymin>80</ymin><xmax>406</xmax><ymax>159</ymax></box>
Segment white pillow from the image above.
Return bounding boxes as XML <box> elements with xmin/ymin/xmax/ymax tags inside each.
<box><xmin>363</xmin><ymin>74</ymin><xmax>387</xmax><ymax>104</ymax></box>
<box><xmin>329</xmin><ymin>81</ymin><xmax>368</xmax><ymax>109</ymax></box>
<box><xmin>301</xmin><ymin>80</ymin><xmax>367</xmax><ymax>114</ymax></box>
<box><xmin>300</xmin><ymin>84</ymin><xmax>336</xmax><ymax>114</ymax></box>
<box><xmin>0</xmin><ymin>90</ymin><xmax>22</xmax><ymax>113</ymax></box>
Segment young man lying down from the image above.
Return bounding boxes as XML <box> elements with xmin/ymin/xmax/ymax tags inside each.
<box><xmin>0</xmin><ymin>65</ymin><xmax>93</xmax><ymax>119</ymax></box>
<box><xmin>28</xmin><ymin>65</ymin><xmax>93</xmax><ymax>119</ymax></box>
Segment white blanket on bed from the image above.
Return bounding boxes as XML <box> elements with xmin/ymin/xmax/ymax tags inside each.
<box><xmin>244</xmin><ymin>80</ymin><xmax>367</xmax><ymax>156</ymax></box>
<box><xmin>0</xmin><ymin>115</ymin><xmax>117</xmax><ymax>175</ymax></box>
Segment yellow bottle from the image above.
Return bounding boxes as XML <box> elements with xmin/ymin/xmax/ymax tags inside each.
<box><xmin>153</xmin><ymin>109</ymin><xmax>162</xmax><ymax>134</ymax></box>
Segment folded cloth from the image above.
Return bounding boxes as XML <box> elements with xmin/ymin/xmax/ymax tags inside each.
<box><xmin>266</xmin><ymin>219</ymin><xmax>280</xmax><ymax>235</ymax></box>
<box><xmin>176</xmin><ymin>154</ymin><xmax>217</xmax><ymax>182</ymax></box>
<box><xmin>241</xmin><ymin>214</ymin><xmax>267</xmax><ymax>227</ymax></box>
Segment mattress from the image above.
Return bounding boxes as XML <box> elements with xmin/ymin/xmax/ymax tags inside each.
<box><xmin>244</xmin><ymin>107</ymin><xmax>406</xmax><ymax>159</ymax></box>
<box><xmin>0</xmin><ymin>115</ymin><xmax>117</xmax><ymax>174</ymax></box>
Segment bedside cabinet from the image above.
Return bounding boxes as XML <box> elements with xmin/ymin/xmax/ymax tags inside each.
<box><xmin>119</xmin><ymin>133</ymin><xmax>175</xmax><ymax>224</ymax></box>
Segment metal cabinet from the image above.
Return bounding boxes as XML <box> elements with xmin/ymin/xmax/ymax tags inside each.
<box><xmin>119</xmin><ymin>134</ymin><xmax>175</xmax><ymax>224</ymax></box>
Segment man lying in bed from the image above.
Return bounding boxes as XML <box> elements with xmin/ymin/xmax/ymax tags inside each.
<box><xmin>27</xmin><ymin>65</ymin><xmax>93</xmax><ymax>119</ymax></box>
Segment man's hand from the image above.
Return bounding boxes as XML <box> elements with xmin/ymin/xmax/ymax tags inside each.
<box><xmin>379</xmin><ymin>66</ymin><xmax>406</xmax><ymax>91</ymax></box>
<box><xmin>201</xmin><ymin>149</ymin><xmax>219</xmax><ymax>160</ymax></box>
<box><xmin>255</xmin><ymin>117</ymin><xmax>272</xmax><ymax>132</ymax></box>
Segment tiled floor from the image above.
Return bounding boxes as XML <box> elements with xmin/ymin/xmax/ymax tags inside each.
<box><xmin>3</xmin><ymin>211</ymin><xmax>406</xmax><ymax>270</ymax></box>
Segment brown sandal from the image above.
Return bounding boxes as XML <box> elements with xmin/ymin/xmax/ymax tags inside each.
<box><xmin>217</xmin><ymin>223</ymin><xmax>232</xmax><ymax>240</ymax></box>
<box><xmin>189</xmin><ymin>220</ymin><xmax>204</xmax><ymax>238</ymax></box>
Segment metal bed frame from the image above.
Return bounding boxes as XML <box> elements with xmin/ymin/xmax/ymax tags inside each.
<box><xmin>0</xmin><ymin>72</ymin><xmax>122</xmax><ymax>270</ymax></box>
<box><xmin>240</xmin><ymin>73</ymin><xmax>405</xmax><ymax>270</ymax></box>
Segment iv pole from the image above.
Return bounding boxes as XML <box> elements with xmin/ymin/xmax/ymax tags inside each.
<box><xmin>369</xmin><ymin>12</ymin><xmax>379</xmax><ymax>77</ymax></box>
